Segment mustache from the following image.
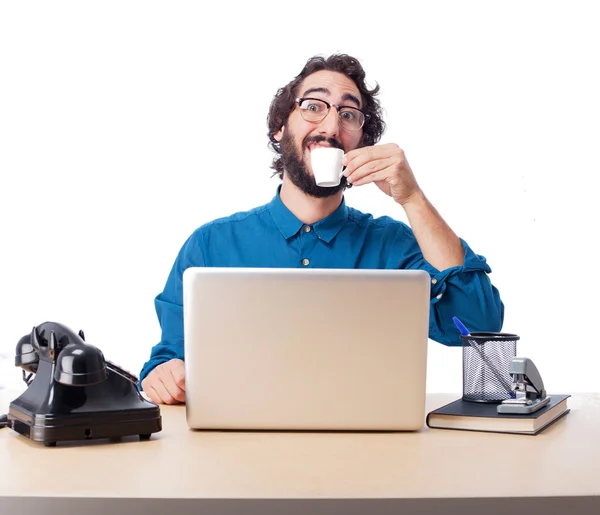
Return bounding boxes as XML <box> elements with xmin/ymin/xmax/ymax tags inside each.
<box><xmin>302</xmin><ymin>135</ymin><xmax>344</xmax><ymax>152</ymax></box>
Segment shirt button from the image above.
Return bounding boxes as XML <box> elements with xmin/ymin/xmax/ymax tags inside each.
<box><xmin>304</xmin><ymin>226</ymin><xmax>312</xmax><ymax>233</ymax></box>
<box><xmin>431</xmin><ymin>278</ymin><xmax>437</xmax><ymax>285</ymax></box>
<box><xmin>436</xmin><ymin>293</ymin><xmax>443</xmax><ymax>299</ymax></box>
<box><xmin>302</xmin><ymin>259</ymin><xmax>310</xmax><ymax>266</ymax></box>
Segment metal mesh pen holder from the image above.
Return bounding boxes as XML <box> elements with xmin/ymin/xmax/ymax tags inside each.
<box><xmin>461</xmin><ymin>332</ymin><xmax>519</xmax><ymax>403</ymax></box>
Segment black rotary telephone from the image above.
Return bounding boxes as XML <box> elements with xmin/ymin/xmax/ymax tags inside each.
<box><xmin>2</xmin><ymin>321</ymin><xmax>161</xmax><ymax>446</ymax></box>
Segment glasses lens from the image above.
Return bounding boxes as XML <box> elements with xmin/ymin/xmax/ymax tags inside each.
<box><xmin>299</xmin><ymin>99</ymin><xmax>328</xmax><ymax>121</ymax></box>
<box><xmin>339</xmin><ymin>107</ymin><xmax>365</xmax><ymax>130</ymax></box>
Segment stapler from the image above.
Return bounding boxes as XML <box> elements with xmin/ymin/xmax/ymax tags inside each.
<box><xmin>497</xmin><ymin>357</ymin><xmax>551</xmax><ymax>414</ymax></box>
<box><xmin>6</xmin><ymin>321</ymin><xmax>162</xmax><ymax>446</ymax></box>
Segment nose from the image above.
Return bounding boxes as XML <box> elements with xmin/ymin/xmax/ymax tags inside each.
<box><xmin>316</xmin><ymin>107</ymin><xmax>340</xmax><ymax>139</ymax></box>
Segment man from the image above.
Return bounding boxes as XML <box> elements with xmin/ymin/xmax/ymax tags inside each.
<box><xmin>139</xmin><ymin>54</ymin><xmax>504</xmax><ymax>405</ymax></box>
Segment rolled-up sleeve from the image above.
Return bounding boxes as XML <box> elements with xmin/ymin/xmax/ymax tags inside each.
<box><xmin>139</xmin><ymin>229</ymin><xmax>206</xmax><ymax>384</ymax></box>
<box><xmin>399</xmin><ymin>228</ymin><xmax>504</xmax><ymax>346</ymax></box>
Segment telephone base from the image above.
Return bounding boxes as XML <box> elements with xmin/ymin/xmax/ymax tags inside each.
<box><xmin>9</xmin><ymin>400</ymin><xmax>161</xmax><ymax>447</ymax></box>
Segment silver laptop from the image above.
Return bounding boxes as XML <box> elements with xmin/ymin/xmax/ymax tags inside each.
<box><xmin>183</xmin><ymin>267</ymin><xmax>430</xmax><ymax>431</ymax></box>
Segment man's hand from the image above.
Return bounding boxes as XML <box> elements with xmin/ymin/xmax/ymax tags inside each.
<box><xmin>141</xmin><ymin>359</ymin><xmax>186</xmax><ymax>405</ymax></box>
<box><xmin>343</xmin><ymin>143</ymin><xmax>421</xmax><ymax>206</ymax></box>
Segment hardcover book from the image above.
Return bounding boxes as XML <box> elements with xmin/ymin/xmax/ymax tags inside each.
<box><xmin>426</xmin><ymin>394</ymin><xmax>570</xmax><ymax>435</ymax></box>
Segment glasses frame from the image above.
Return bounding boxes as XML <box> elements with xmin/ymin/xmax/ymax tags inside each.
<box><xmin>295</xmin><ymin>97</ymin><xmax>369</xmax><ymax>131</ymax></box>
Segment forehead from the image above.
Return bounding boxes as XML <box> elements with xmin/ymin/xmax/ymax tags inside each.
<box><xmin>298</xmin><ymin>70</ymin><xmax>362</xmax><ymax>106</ymax></box>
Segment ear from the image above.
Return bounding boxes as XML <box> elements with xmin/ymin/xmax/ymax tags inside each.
<box><xmin>274</xmin><ymin>125</ymin><xmax>285</xmax><ymax>142</ymax></box>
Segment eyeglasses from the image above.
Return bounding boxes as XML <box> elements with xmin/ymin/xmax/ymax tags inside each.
<box><xmin>295</xmin><ymin>97</ymin><xmax>368</xmax><ymax>131</ymax></box>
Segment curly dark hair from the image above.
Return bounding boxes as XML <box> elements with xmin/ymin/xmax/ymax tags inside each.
<box><xmin>267</xmin><ymin>54</ymin><xmax>386</xmax><ymax>178</ymax></box>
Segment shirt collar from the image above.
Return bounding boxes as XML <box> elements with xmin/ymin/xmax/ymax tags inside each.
<box><xmin>268</xmin><ymin>185</ymin><xmax>349</xmax><ymax>243</ymax></box>
<box><xmin>312</xmin><ymin>196</ymin><xmax>349</xmax><ymax>243</ymax></box>
<box><xmin>268</xmin><ymin>186</ymin><xmax>304</xmax><ymax>239</ymax></box>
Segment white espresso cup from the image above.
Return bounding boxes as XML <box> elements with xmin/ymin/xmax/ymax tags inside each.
<box><xmin>310</xmin><ymin>147</ymin><xmax>345</xmax><ymax>187</ymax></box>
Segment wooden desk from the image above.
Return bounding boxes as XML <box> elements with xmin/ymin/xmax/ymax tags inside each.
<box><xmin>1</xmin><ymin>391</ymin><xmax>598</xmax><ymax>515</ymax></box>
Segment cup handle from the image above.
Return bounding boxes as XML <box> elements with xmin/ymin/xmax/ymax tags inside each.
<box><xmin>340</xmin><ymin>166</ymin><xmax>351</xmax><ymax>188</ymax></box>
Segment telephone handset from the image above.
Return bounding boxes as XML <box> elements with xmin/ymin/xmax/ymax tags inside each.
<box><xmin>5</xmin><ymin>321</ymin><xmax>161</xmax><ymax>446</ymax></box>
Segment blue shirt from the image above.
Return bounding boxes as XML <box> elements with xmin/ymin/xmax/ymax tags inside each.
<box><xmin>139</xmin><ymin>186</ymin><xmax>504</xmax><ymax>382</ymax></box>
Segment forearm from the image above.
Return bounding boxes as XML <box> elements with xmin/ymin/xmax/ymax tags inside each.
<box><xmin>402</xmin><ymin>191</ymin><xmax>464</xmax><ymax>270</ymax></box>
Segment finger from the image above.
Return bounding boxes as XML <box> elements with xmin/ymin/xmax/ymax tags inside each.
<box><xmin>156</xmin><ymin>363</ymin><xmax>184</xmax><ymax>403</ymax></box>
<box><xmin>165</xmin><ymin>371</ymin><xmax>186</xmax><ymax>403</ymax></box>
<box><xmin>170</xmin><ymin>361</ymin><xmax>186</xmax><ymax>390</ymax></box>
<box><xmin>164</xmin><ymin>381</ymin><xmax>186</xmax><ymax>403</ymax></box>
<box><xmin>346</xmin><ymin>158</ymin><xmax>392</xmax><ymax>183</ymax></box>
<box><xmin>344</xmin><ymin>143</ymin><xmax>402</xmax><ymax>170</ymax></box>
<box><xmin>144</xmin><ymin>385</ymin><xmax>162</xmax><ymax>405</ymax></box>
<box><xmin>152</xmin><ymin>377</ymin><xmax>178</xmax><ymax>404</ymax></box>
<box><xmin>351</xmin><ymin>169</ymin><xmax>395</xmax><ymax>187</ymax></box>
<box><xmin>343</xmin><ymin>146</ymin><xmax>380</xmax><ymax>170</ymax></box>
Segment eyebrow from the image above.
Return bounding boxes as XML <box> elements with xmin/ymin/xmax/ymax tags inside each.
<box><xmin>301</xmin><ymin>87</ymin><xmax>362</xmax><ymax>109</ymax></box>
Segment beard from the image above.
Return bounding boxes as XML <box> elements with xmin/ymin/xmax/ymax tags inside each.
<box><xmin>279</xmin><ymin>130</ymin><xmax>349</xmax><ymax>199</ymax></box>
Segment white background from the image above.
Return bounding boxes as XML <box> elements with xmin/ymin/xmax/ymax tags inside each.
<box><xmin>1</xmin><ymin>1</ymin><xmax>598</xmax><ymax>395</ymax></box>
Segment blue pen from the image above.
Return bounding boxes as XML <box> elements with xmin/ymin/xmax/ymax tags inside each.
<box><xmin>452</xmin><ymin>316</ymin><xmax>470</xmax><ymax>336</ymax></box>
